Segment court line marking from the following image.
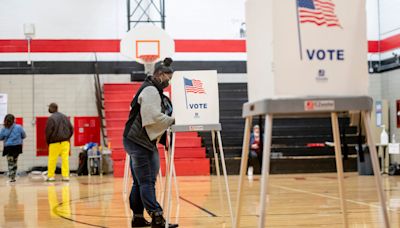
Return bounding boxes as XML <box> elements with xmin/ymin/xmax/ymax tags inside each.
<box><xmin>53</xmin><ymin>194</ymin><xmax>112</xmax><ymax>228</ymax></box>
<box><xmin>271</xmin><ymin>184</ymin><xmax>396</xmax><ymax>212</ymax></box>
<box><xmin>179</xmin><ymin>196</ymin><xmax>218</xmax><ymax>217</ymax></box>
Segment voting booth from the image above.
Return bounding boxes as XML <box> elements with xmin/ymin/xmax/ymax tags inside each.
<box><xmin>166</xmin><ymin>70</ymin><xmax>233</xmax><ymax>225</ymax></box>
<box><xmin>246</xmin><ymin>0</ymin><xmax>368</xmax><ymax>101</ymax></box>
<box><xmin>172</xmin><ymin>70</ymin><xmax>219</xmax><ymax>126</ymax></box>
<box><xmin>234</xmin><ymin>1</ymin><xmax>390</xmax><ymax>228</ymax></box>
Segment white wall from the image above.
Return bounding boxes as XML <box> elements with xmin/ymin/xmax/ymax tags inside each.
<box><xmin>0</xmin><ymin>74</ymin><xmax>130</xmax><ymax>172</ymax></box>
<box><xmin>165</xmin><ymin>0</ymin><xmax>246</xmax><ymax>39</ymax></box>
<box><xmin>0</xmin><ymin>0</ymin><xmax>245</xmax><ymax>40</ymax></box>
<box><xmin>0</xmin><ymin>0</ymin><xmax>126</xmax><ymax>39</ymax></box>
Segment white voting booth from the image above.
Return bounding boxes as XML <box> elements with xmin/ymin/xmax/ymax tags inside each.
<box><xmin>235</xmin><ymin>0</ymin><xmax>390</xmax><ymax>228</ymax></box>
<box><xmin>165</xmin><ymin>70</ymin><xmax>234</xmax><ymax>226</ymax></box>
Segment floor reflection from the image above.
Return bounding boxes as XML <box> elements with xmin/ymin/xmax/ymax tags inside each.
<box><xmin>47</xmin><ymin>183</ymin><xmax>71</xmax><ymax>218</ymax></box>
<box><xmin>3</xmin><ymin>186</ymin><xmax>26</xmax><ymax>227</ymax></box>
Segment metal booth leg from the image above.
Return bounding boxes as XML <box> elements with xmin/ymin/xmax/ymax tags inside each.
<box><xmin>172</xmin><ymin>162</ymin><xmax>180</xmax><ymax>225</ymax></box>
<box><xmin>212</xmin><ymin>130</ymin><xmax>226</xmax><ymax>222</ymax></box>
<box><xmin>165</xmin><ymin>132</ymin><xmax>176</xmax><ymax>228</ymax></box>
<box><xmin>258</xmin><ymin>114</ymin><xmax>273</xmax><ymax>228</ymax></box>
<box><xmin>162</xmin><ymin>145</ymin><xmax>170</xmax><ymax>209</ymax></box>
<box><xmin>217</xmin><ymin>130</ymin><xmax>234</xmax><ymax>225</ymax></box>
<box><xmin>362</xmin><ymin>111</ymin><xmax>391</xmax><ymax>228</ymax></box>
<box><xmin>123</xmin><ymin>153</ymin><xmax>131</xmax><ymax>196</ymax></box>
<box><xmin>163</xmin><ymin>130</ymin><xmax>173</xmax><ymax>209</ymax></box>
<box><xmin>158</xmin><ymin>161</ymin><xmax>164</xmax><ymax>204</ymax></box>
<box><xmin>234</xmin><ymin>116</ymin><xmax>253</xmax><ymax>228</ymax></box>
<box><xmin>330</xmin><ymin>112</ymin><xmax>349</xmax><ymax>228</ymax></box>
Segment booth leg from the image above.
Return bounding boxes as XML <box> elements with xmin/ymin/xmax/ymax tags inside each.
<box><xmin>165</xmin><ymin>132</ymin><xmax>176</xmax><ymax>228</ymax></box>
<box><xmin>258</xmin><ymin>114</ymin><xmax>273</xmax><ymax>228</ymax></box>
<box><xmin>123</xmin><ymin>154</ymin><xmax>130</xmax><ymax>196</ymax></box>
<box><xmin>362</xmin><ymin>111</ymin><xmax>391</xmax><ymax>228</ymax></box>
<box><xmin>212</xmin><ymin>130</ymin><xmax>226</xmax><ymax>222</ymax></box>
<box><xmin>99</xmin><ymin>156</ymin><xmax>103</xmax><ymax>177</ymax></box>
<box><xmin>161</xmin><ymin>146</ymin><xmax>170</xmax><ymax>209</ymax></box>
<box><xmin>163</xmin><ymin>131</ymin><xmax>172</xmax><ymax>209</ymax></box>
<box><xmin>172</xmin><ymin>163</ymin><xmax>180</xmax><ymax>224</ymax></box>
<box><xmin>234</xmin><ymin>116</ymin><xmax>253</xmax><ymax>228</ymax></box>
<box><xmin>158</xmin><ymin>164</ymin><xmax>164</xmax><ymax>204</ymax></box>
<box><xmin>331</xmin><ymin>112</ymin><xmax>349</xmax><ymax>228</ymax></box>
<box><xmin>217</xmin><ymin>130</ymin><xmax>234</xmax><ymax>225</ymax></box>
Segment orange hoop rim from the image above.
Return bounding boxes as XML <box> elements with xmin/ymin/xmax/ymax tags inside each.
<box><xmin>138</xmin><ymin>54</ymin><xmax>159</xmax><ymax>64</ymax></box>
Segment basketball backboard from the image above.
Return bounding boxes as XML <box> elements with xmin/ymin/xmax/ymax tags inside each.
<box><xmin>120</xmin><ymin>25</ymin><xmax>175</xmax><ymax>65</ymax></box>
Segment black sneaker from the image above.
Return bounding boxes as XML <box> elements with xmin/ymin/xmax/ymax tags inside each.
<box><xmin>151</xmin><ymin>213</ymin><xmax>178</xmax><ymax>228</ymax></box>
<box><xmin>132</xmin><ymin>216</ymin><xmax>151</xmax><ymax>227</ymax></box>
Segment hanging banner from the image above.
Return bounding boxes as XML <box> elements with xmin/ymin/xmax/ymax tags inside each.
<box><xmin>0</xmin><ymin>94</ymin><xmax>7</xmax><ymax>123</ymax></box>
<box><xmin>171</xmin><ymin>70</ymin><xmax>219</xmax><ymax>125</ymax></box>
<box><xmin>246</xmin><ymin>0</ymin><xmax>368</xmax><ymax>101</ymax></box>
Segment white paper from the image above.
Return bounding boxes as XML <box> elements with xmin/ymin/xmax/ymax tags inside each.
<box><xmin>389</xmin><ymin>143</ymin><xmax>400</xmax><ymax>154</ymax></box>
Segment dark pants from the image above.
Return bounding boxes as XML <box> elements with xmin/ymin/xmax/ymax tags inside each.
<box><xmin>7</xmin><ymin>155</ymin><xmax>18</xmax><ymax>180</ymax></box>
<box><xmin>248</xmin><ymin>150</ymin><xmax>262</xmax><ymax>174</ymax></box>
<box><xmin>123</xmin><ymin>137</ymin><xmax>162</xmax><ymax>216</ymax></box>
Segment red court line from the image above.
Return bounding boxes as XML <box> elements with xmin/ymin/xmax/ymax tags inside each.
<box><xmin>0</xmin><ymin>35</ymin><xmax>399</xmax><ymax>53</ymax></box>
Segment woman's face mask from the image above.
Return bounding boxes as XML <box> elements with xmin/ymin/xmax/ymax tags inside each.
<box><xmin>159</xmin><ymin>73</ymin><xmax>172</xmax><ymax>89</ymax></box>
<box><xmin>160</xmin><ymin>79</ymin><xmax>170</xmax><ymax>89</ymax></box>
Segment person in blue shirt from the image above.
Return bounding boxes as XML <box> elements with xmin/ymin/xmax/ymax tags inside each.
<box><xmin>0</xmin><ymin>114</ymin><xmax>26</xmax><ymax>182</ymax></box>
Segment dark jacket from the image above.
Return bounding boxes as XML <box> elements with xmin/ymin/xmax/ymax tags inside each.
<box><xmin>123</xmin><ymin>77</ymin><xmax>173</xmax><ymax>152</ymax></box>
<box><xmin>45</xmin><ymin>112</ymin><xmax>73</xmax><ymax>144</ymax></box>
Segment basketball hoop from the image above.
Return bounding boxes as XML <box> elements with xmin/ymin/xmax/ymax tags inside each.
<box><xmin>139</xmin><ymin>55</ymin><xmax>159</xmax><ymax>75</ymax></box>
<box><xmin>138</xmin><ymin>54</ymin><xmax>159</xmax><ymax>64</ymax></box>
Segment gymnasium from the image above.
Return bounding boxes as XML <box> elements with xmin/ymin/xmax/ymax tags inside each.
<box><xmin>0</xmin><ymin>0</ymin><xmax>399</xmax><ymax>227</ymax></box>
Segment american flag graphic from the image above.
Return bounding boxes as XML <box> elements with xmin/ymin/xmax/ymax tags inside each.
<box><xmin>184</xmin><ymin>77</ymin><xmax>206</xmax><ymax>94</ymax></box>
<box><xmin>297</xmin><ymin>0</ymin><xmax>341</xmax><ymax>27</ymax></box>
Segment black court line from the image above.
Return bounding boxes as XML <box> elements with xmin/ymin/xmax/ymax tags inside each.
<box><xmin>179</xmin><ymin>196</ymin><xmax>217</xmax><ymax>217</ymax></box>
<box><xmin>54</xmin><ymin>194</ymin><xmax>113</xmax><ymax>228</ymax></box>
<box><xmin>56</xmin><ymin>213</ymin><xmax>107</xmax><ymax>228</ymax></box>
<box><xmin>53</xmin><ymin>193</ymin><xmax>218</xmax><ymax>227</ymax></box>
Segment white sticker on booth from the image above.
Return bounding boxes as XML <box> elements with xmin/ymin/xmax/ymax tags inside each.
<box><xmin>246</xmin><ymin>0</ymin><xmax>368</xmax><ymax>101</ymax></box>
<box><xmin>171</xmin><ymin>71</ymin><xmax>219</xmax><ymax>125</ymax></box>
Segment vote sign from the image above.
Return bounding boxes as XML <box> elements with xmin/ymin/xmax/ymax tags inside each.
<box><xmin>171</xmin><ymin>71</ymin><xmax>219</xmax><ymax>125</ymax></box>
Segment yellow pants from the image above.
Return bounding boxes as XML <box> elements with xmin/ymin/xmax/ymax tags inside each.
<box><xmin>48</xmin><ymin>141</ymin><xmax>70</xmax><ymax>178</ymax></box>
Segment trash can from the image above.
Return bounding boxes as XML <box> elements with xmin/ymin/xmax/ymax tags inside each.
<box><xmin>356</xmin><ymin>144</ymin><xmax>373</xmax><ymax>175</ymax></box>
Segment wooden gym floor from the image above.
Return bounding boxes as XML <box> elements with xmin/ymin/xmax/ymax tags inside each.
<box><xmin>0</xmin><ymin>173</ymin><xmax>399</xmax><ymax>227</ymax></box>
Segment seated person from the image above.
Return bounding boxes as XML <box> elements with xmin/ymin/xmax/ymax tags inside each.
<box><xmin>248</xmin><ymin>125</ymin><xmax>262</xmax><ymax>176</ymax></box>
